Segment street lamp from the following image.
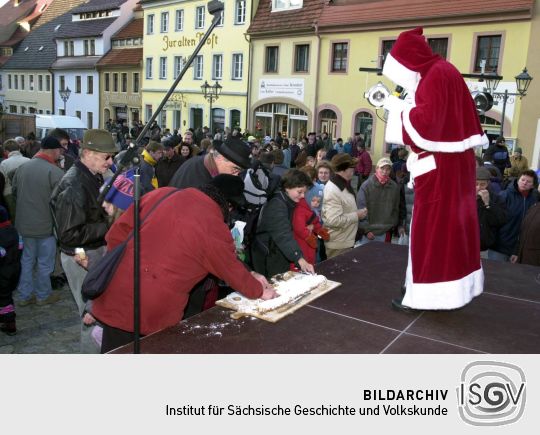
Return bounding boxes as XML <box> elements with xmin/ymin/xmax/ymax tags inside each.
<box><xmin>59</xmin><ymin>86</ymin><xmax>71</xmax><ymax>114</ymax></box>
<box><xmin>484</xmin><ymin>68</ymin><xmax>533</xmax><ymax>136</ymax></box>
<box><xmin>201</xmin><ymin>80</ymin><xmax>222</xmax><ymax>134</ymax></box>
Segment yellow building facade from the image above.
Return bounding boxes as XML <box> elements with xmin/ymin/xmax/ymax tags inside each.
<box><xmin>317</xmin><ymin>21</ymin><xmax>532</xmax><ymax>158</ymax></box>
<box><xmin>140</xmin><ymin>0</ymin><xmax>252</xmax><ymax>134</ymax></box>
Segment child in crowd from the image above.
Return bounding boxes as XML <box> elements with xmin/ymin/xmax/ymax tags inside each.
<box><xmin>0</xmin><ymin>205</ymin><xmax>22</xmax><ymax>336</ymax></box>
<box><xmin>291</xmin><ymin>189</ymin><xmax>329</xmax><ymax>266</ymax></box>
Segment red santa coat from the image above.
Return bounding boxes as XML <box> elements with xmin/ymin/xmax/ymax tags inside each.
<box><xmin>292</xmin><ymin>198</ymin><xmax>323</xmax><ymax>265</ymax></box>
<box><xmin>383</xmin><ymin>27</ymin><xmax>487</xmax><ymax>309</ymax></box>
<box><xmin>92</xmin><ymin>187</ymin><xmax>263</xmax><ymax>334</ymax></box>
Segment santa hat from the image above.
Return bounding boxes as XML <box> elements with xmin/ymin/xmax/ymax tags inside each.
<box><xmin>382</xmin><ymin>27</ymin><xmax>439</xmax><ymax>92</ymax></box>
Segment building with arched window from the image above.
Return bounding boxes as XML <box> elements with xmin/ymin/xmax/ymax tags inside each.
<box><xmin>247</xmin><ymin>0</ymin><xmax>536</xmax><ymax>162</ymax></box>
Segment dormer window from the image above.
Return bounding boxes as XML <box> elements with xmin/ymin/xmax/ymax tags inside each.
<box><xmin>272</xmin><ymin>0</ymin><xmax>303</xmax><ymax>12</ymax></box>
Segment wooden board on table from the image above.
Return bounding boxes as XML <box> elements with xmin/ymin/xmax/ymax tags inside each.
<box><xmin>215</xmin><ymin>279</ymin><xmax>341</xmax><ymax>323</ymax></box>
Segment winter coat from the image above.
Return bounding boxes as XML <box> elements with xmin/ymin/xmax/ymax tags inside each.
<box><xmin>355</xmin><ymin>150</ymin><xmax>372</xmax><ymax>177</ymax></box>
<box><xmin>12</xmin><ymin>155</ymin><xmax>64</xmax><ymax>238</ymax></box>
<box><xmin>322</xmin><ymin>175</ymin><xmax>358</xmax><ymax>250</ymax></box>
<box><xmin>477</xmin><ymin>190</ymin><xmax>508</xmax><ymax>251</ymax></box>
<box><xmin>92</xmin><ymin>188</ymin><xmax>263</xmax><ymax>335</ymax></box>
<box><xmin>357</xmin><ymin>174</ymin><xmax>401</xmax><ymax>235</ymax></box>
<box><xmin>493</xmin><ymin>180</ymin><xmax>539</xmax><ymax>255</ymax></box>
<box><xmin>517</xmin><ymin>203</ymin><xmax>540</xmax><ymax>266</ymax></box>
<box><xmin>252</xmin><ymin>191</ymin><xmax>304</xmax><ymax>278</ymax></box>
<box><xmin>292</xmin><ymin>198</ymin><xmax>323</xmax><ymax>265</ymax></box>
<box><xmin>505</xmin><ymin>155</ymin><xmax>529</xmax><ymax>179</ymax></box>
<box><xmin>50</xmin><ymin>160</ymin><xmax>109</xmax><ymax>254</ymax></box>
<box><xmin>0</xmin><ymin>222</ymin><xmax>22</xmax><ymax>299</ymax></box>
<box><xmin>168</xmin><ymin>155</ymin><xmax>212</xmax><ymax>188</ymax></box>
<box><xmin>155</xmin><ymin>153</ymin><xmax>183</xmax><ymax>187</ymax></box>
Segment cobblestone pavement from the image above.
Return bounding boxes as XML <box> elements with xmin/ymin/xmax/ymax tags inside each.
<box><xmin>0</xmin><ymin>285</ymin><xmax>80</xmax><ymax>354</ymax></box>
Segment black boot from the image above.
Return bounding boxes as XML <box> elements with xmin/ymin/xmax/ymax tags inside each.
<box><xmin>0</xmin><ymin>311</ymin><xmax>16</xmax><ymax>336</ymax></box>
<box><xmin>391</xmin><ymin>297</ymin><xmax>419</xmax><ymax>313</ymax></box>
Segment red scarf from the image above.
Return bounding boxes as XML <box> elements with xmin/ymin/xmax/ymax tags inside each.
<box><xmin>34</xmin><ymin>151</ymin><xmax>57</xmax><ymax>166</ymax></box>
<box><xmin>375</xmin><ymin>168</ymin><xmax>390</xmax><ymax>185</ymax></box>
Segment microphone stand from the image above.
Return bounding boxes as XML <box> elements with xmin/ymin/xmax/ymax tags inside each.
<box><xmin>98</xmin><ymin>1</ymin><xmax>225</xmax><ymax>354</ymax></box>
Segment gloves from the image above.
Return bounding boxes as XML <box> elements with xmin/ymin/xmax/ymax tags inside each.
<box><xmin>306</xmin><ymin>233</ymin><xmax>318</xmax><ymax>249</ymax></box>
<box><xmin>316</xmin><ymin>227</ymin><xmax>330</xmax><ymax>241</ymax></box>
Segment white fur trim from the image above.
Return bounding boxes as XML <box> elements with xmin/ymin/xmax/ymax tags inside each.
<box><xmin>403</xmin><ymin>265</ymin><xmax>484</xmax><ymax>310</ymax></box>
<box><xmin>382</xmin><ymin>53</ymin><xmax>420</xmax><ymax>93</ymax></box>
<box><xmin>403</xmin><ymin>107</ymin><xmax>489</xmax><ymax>152</ymax></box>
<box><xmin>384</xmin><ymin>104</ymin><xmax>405</xmax><ymax>146</ymax></box>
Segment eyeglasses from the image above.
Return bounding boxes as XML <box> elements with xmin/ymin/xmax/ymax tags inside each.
<box><xmin>104</xmin><ymin>154</ymin><xmax>114</xmax><ymax>161</ymax></box>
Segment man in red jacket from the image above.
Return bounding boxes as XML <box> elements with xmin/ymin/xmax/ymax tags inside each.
<box><xmin>92</xmin><ymin>175</ymin><xmax>276</xmax><ymax>352</ymax></box>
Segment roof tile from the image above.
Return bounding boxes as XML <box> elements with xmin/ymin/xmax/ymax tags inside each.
<box><xmin>96</xmin><ymin>47</ymin><xmax>142</xmax><ymax>66</ymax></box>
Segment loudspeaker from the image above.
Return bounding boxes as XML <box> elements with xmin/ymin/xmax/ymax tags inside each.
<box><xmin>472</xmin><ymin>91</ymin><xmax>494</xmax><ymax>115</ymax></box>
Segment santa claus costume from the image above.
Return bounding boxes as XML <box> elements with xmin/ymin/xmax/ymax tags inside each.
<box><xmin>383</xmin><ymin>27</ymin><xmax>488</xmax><ymax>310</ymax></box>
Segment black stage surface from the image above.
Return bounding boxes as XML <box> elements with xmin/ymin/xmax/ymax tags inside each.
<box><xmin>114</xmin><ymin>242</ymin><xmax>540</xmax><ymax>354</ymax></box>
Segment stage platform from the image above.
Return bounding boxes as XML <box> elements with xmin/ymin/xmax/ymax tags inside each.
<box><xmin>113</xmin><ymin>242</ymin><xmax>540</xmax><ymax>354</ymax></box>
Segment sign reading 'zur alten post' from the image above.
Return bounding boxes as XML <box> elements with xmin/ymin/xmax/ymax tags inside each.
<box><xmin>162</xmin><ymin>33</ymin><xmax>218</xmax><ymax>51</ymax></box>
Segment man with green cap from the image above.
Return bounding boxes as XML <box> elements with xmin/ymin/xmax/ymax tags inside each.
<box><xmin>505</xmin><ymin>146</ymin><xmax>529</xmax><ymax>179</ymax></box>
<box><xmin>50</xmin><ymin>129</ymin><xmax>117</xmax><ymax>353</ymax></box>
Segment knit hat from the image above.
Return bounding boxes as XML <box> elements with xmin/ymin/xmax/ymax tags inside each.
<box><xmin>214</xmin><ymin>137</ymin><xmax>251</xmax><ymax>169</ymax></box>
<box><xmin>41</xmin><ymin>136</ymin><xmax>63</xmax><ymax>150</ymax></box>
<box><xmin>82</xmin><ymin>129</ymin><xmax>117</xmax><ymax>153</ymax></box>
<box><xmin>209</xmin><ymin>174</ymin><xmax>246</xmax><ymax>207</ymax></box>
<box><xmin>476</xmin><ymin>167</ymin><xmax>491</xmax><ymax>181</ymax></box>
<box><xmin>331</xmin><ymin>153</ymin><xmax>358</xmax><ymax>172</ymax></box>
<box><xmin>0</xmin><ymin>205</ymin><xmax>8</xmax><ymax>223</ymax></box>
<box><xmin>514</xmin><ymin>147</ymin><xmax>523</xmax><ymax>154</ymax></box>
<box><xmin>103</xmin><ymin>169</ymin><xmax>135</xmax><ymax>211</ymax></box>
<box><xmin>376</xmin><ymin>157</ymin><xmax>393</xmax><ymax>168</ymax></box>
<box><xmin>305</xmin><ymin>184</ymin><xmax>324</xmax><ymax>212</ymax></box>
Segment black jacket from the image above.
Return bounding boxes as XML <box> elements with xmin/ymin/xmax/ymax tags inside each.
<box><xmin>155</xmin><ymin>154</ymin><xmax>184</xmax><ymax>187</ymax></box>
<box><xmin>477</xmin><ymin>190</ymin><xmax>508</xmax><ymax>251</ymax></box>
<box><xmin>50</xmin><ymin>161</ymin><xmax>109</xmax><ymax>254</ymax></box>
<box><xmin>252</xmin><ymin>191</ymin><xmax>303</xmax><ymax>278</ymax></box>
<box><xmin>0</xmin><ymin>223</ymin><xmax>21</xmax><ymax>303</ymax></box>
<box><xmin>168</xmin><ymin>155</ymin><xmax>212</xmax><ymax>189</ymax></box>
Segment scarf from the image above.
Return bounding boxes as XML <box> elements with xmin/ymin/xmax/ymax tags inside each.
<box><xmin>375</xmin><ymin>168</ymin><xmax>390</xmax><ymax>185</ymax></box>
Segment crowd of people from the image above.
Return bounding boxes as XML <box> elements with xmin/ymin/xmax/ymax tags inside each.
<box><xmin>1</xmin><ymin>121</ymin><xmax>539</xmax><ymax>350</ymax></box>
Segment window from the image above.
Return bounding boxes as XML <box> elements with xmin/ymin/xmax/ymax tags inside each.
<box><xmin>235</xmin><ymin>0</ymin><xmax>246</xmax><ymax>24</ymax></box>
<box><xmin>75</xmin><ymin>75</ymin><xmax>81</xmax><ymax>93</ymax></box>
<box><xmin>355</xmin><ymin>112</ymin><xmax>373</xmax><ymax>150</ymax></box>
<box><xmin>175</xmin><ymin>9</ymin><xmax>184</xmax><ymax>31</ymax></box>
<box><xmin>232</xmin><ymin>53</ymin><xmax>243</xmax><ymax>80</ymax></box>
<box><xmin>230</xmin><ymin>109</ymin><xmax>241</xmax><ymax>129</ymax></box>
<box><xmin>121</xmin><ymin>73</ymin><xmax>127</xmax><ymax>93</ymax></box>
<box><xmin>59</xmin><ymin>75</ymin><xmax>65</xmax><ymax>91</ymax></box>
<box><xmin>90</xmin><ymin>39</ymin><xmax>95</xmax><ymax>55</ymax></box>
<box><xmin>331</xmin><ymin>42</ymin><xmax>348</xmax><ymax>72</ymax></box>
<box><xmin>133</xmin><ymin>72</ymin><xmax>139</xmax><ymax>93</ymax></box>
<box><xmin>265</xmin><ymin>46</ymin><xmax>279</xmax><ymax>73</ymax></box>
<box><xmin>14</xmin><ymin>75</ymin><xmax>18</xmax><ymax>90</ymax></box>
<box><xmin>195</xmin><ymin>6</ymin><xmax>205</xmax><ymax>29</ymax></box>
<box><xmin>84</xmin><ymin>40</ymin><xmax>89</xmax><ymax>55</ymax></box>
<box><xmin>76</xmin><ymin>110</ymin><xmax>81</xmax><ymax>119</ymax></box>
<box><xmin>161</xmin><ymin>12</ymin><xmax>169</xmax><ymax>33</ymax></box>
<box><xmin>147</xmin><ymin>14</ymin><xmax>154</xmax><ymax>34</ymax></box>
<box><xmin>21</xmin><ymin>106</ymin><xmax>27</xmax><ymax>114</ymax></box>
<box><xmin>87</xmin><ymin>76</ymin><xmax>93</xmax><ymax>94</ymax></box>
<box><xmin>159</xmin><ymin>57</ymin><xmax>167</xmax><ymax>79</ymax></box>
<box><xmin>60</xmin><ymin>109</ymin><xmax>67</xmax><ymax>116</ymax></box>
<box><xmin>113</xmin><ymin>73</ymin><xmax>118</xmax><ymax>92</ymax></box>
<box><xmin>8</xmin><ymin>74</ymin><xmax>12</xmax><ymax>89</ymax></box>
<box><xmin>38</xmin><ymin>75</ymin><xmax>43</xmax><ymax>91</ymax></box>
<box><xmin>194</xmin><ymin>55</ymin><xmax>203</xmax><ymax>80</ymax></box>
<box><xmin>294</xmin><ymin>44</ymin><xmax>309</xmax><ymax>72</ymax></box>
<box><xmin>272</xmin><ymin>0</ymin><xmax>303</xmax><ymax>12</ymax></box>
<box><xmin>380</xmin><ymin>40</ymin><xmax>396</xmax><ymax>68</ymax></box>
<box><xmin>9</xmin><ymin>105</ymin><xmax>17</xmax><ymax>113</ymax></box>
<box><xmin>64</xmin><ymin>41</ymin><xmax>69</xmax><ymax>56</ymax></box>
<box><xmin>104</xmin><ymin>73</ymin><xmax>110</xmax><ymax>92</ymax></box>
<box><xmin>174</xmin><ymin>56</ymin><xmax>183</xmax><ymax>79</ymax></box>
<box><xmin>212</xmin><ymin>54</ymin><xmax>223</xmax><ymax>80</ymax></box>
<box><xmin>146</xmin><ymin>58</ymin><xmax>153</xmax><ymax>79</ymax></box>
<box><xmin>87</xmin><ymin>112</ymin><xmax>93</xmax><ymax>129</ymax></box>
<box><xmin>145</xmin><ymin>104</ymin><xmax>152</xmax><ymax>122</ymax></box>
<box><xmin>217</xmin><ymin>10</ymin><xmax>224</xmax><ymax>26</ymax></box>
<box><xmin>64</xmin><ymin>40</ymin><xmax>74</xmax><ymax>56</ymax></box>
<box><xmin>29</xmin><ymin>74</ymin><xmax>34</xmax><ymax>90</ymax></box>
<box><xmin>20</xmin><ymin>75</ymin><xmax>25</xmax><ymax>90</ymax></box>
<box><xmin>474</xmin><ymin>35</ymin><xmax>501</xmax><ymax>73</ymax></box>
<box><xmin>46</xmin><ymin>75</ymin><xmax>51</xmax><ymax>91</ymax></box>
<box><xmin>428</xmin><ymin>37</ymin><xmax>448</xmax><ymax>59</ymax></box>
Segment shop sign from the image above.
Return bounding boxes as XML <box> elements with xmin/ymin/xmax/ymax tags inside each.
<box><xmin>258</xmin><ymin>78</ymin><xmax>304</xmax><ymax>102</ymax></box>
